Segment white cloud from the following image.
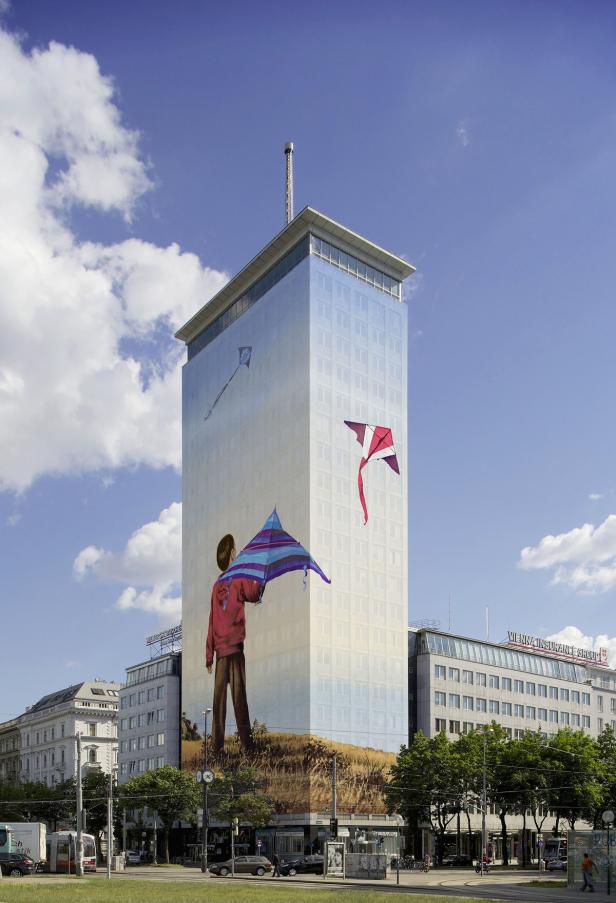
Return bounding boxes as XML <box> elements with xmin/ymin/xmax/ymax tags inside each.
<box><xmin>0</xmin><ymin>26</ymin><xmax>227</xmax><ymax>492</ymax></box>
<box><xmin>456</xmin><ymin>121</ymin><xmax>470</xmax><ymax>148</ymax></box>
<box><xmin>74</xmin><ymin>501</ymin><xmax>181</xmax><ymax>620</ymax></box>
<box><xmin>589</xmin><ymin>493</ymin><xmax>604</xmax><ymax>501</ymax></box>
<box><xmin>518</xmin><ymin>514</ymin><xmax>616</xmax><ymax>593</ymax></box>
<box><xmin>546</xmin><ymin>625</ymin><xmax>616</xmax><ymax>669</ymax></box>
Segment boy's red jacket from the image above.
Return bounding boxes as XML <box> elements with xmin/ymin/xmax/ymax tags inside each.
<box><xmin>205</xmin><ymin>577</ymin><xmax>262</xmax><ymax>667</ymax></box>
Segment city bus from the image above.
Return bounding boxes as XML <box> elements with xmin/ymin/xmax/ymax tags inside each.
<box><xmin>46</xmin><ymin>832</ymin><xmax>97</xmax><ymax>873</ymax></box>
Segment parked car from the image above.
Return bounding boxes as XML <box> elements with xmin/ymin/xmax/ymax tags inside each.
<box><xmin>0</xmin><ymin>852</ymin><xmax>36</xmax><ymax>877</ymax></box>
<box><xmin>280</xmin><ymin>855</ymin><xmax>325</xmax><ymax>876</ymax></box>
<box><xmin>124</xmin><ymin>850</ymin><xmax>142</xmax><ymax>865</ymax></box>
<box><xmin>441</xmin><ymin>854</ymin><xmax>473</xmax><ymax>867</ymax></box>
<box><xmin>547</xmin><ymin>858</ymin><xmax>567</xmax><ymax>871</ymax></box>
<box><xmin>210</xmin><ymin>855</ymin><xmax>273</xmax><ymax>876</ymax></box>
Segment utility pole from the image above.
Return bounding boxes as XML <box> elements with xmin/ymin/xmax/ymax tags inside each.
<box><xmin>284</xmin><ymin>142</ymin><xmax>294</xmax><ymax>225</ymax></box>
<box><xmin>122</xmin><ymin>808</ymin><xmax>127</xmax><ymax>855</ymax></box>
<box><xmin>106</xmin><ymin>767</ymin><xmax>113</xmax><ymax>879</ymax></box>
<box><xmin>201</xmin><ymin>708</ymin><xmax>212</xmax><ymax>873</ymax></box>
<box><xmin>75</xmin><ymin>732</ymin><xmax>84</xmax><ymax>877</ymax></box>
<box><xmin>153</xmin><ymin>814</ymin><xmax>158</xmax><ymax>866</ymax></box>
<box><xmin>481</xmin><ymin>730</ymin><xmax>487</xmax><ymax>878</ymax></box>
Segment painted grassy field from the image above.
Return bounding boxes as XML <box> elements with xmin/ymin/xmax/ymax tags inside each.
<box><xmin>182</xmin><ymin>727</ymin><xmax>396</xmax><ymax>814</ymax></box>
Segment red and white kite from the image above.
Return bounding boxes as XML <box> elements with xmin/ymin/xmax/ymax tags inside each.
<box><xmin>344</xmin><ymin>421</ymin><xmax>400</xmax><ymax>524</ymax></box>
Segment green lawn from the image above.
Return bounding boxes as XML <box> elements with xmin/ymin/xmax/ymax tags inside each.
<box><xmin>0</xmin><ymin>878</ymin><xmax>504</xmax><ymax>903</ymax></box>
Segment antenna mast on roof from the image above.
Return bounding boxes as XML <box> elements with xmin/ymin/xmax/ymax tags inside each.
<box><xmin>284</xmin><ymin>141</ymin><xmax>294</xmax><ymax>225</ymax></box>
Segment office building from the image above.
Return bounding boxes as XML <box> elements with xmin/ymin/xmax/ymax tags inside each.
<box><xmin>118</xmin><ymin>648</ymin><xmax>181</xmax><ymax>783</ymax></box>
<box><xmin>177</xmin><ymin>207</ymin><xmax>413</xmax><ymax>766</ymax></box>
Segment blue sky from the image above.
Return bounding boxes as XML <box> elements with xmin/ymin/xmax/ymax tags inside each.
<box><xmin>2</xmin><ymin>0</ymin><xmax>616</xmax><ymax>718</ymax></box>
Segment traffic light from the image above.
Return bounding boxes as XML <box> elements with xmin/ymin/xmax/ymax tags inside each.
<box><xmin>330</xmin><ymin>818</ymin><xmax>338</xmax><ymax>837</ymax></box>
<box><xmin>233</xmin><ymin>818</ymin><xmax>239</xmax><ymax>836</ymax></box>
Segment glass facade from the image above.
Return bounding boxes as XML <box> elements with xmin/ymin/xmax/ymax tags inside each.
<box><xmin>187</xmin><ymin>234</ymin><xmax>402</xmax><ymax>362</ymax></box>
<box><xmin>420</xmin><ymin>632</ymin><xmax>589</xmax><ymax>683</ymax></box>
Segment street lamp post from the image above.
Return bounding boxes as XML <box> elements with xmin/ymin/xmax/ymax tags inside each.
<box><xmin>201</xmin><ymin>708</ymin><xmax>212</xmax><ymax>874</ymax></box>
<box><xmin>603</xmin><ymin>810</ymin><xmax>614</xmax><ymax>896</ymax></box>
<box><xmin>106</xmin><ymin>766</ymin><xmax>117</xmax><ymax>880</ymax></box>
<box><xmin>481</xmin><ymin>729</ymin><xmax>487</xmax><ymax>878</ymax></box>
<box><xmin>75</xmin><ymin>733</ymin><xmax>84</xmax><ymax>877</ymax></box>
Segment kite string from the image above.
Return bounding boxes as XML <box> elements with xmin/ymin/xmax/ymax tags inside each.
<box><xmin>204</xmin><ymin>363</ymin><xmax>241</xmax><ymax>421</ymax></box>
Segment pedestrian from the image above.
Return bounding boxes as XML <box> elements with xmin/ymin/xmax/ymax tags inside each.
<box><xmin>581</xmin><ymin>852</ymin><xmax>597</xmax><ymax>892</ymax></box>
<box><xmin>272</xmin><ymin>852</ymin><xmax>280</xmax><ymax>877</ymax></box>
<box><xmin>206</xmin><ymin>533</ymin><xmax>264</xmax><ymax>753</ymax></box>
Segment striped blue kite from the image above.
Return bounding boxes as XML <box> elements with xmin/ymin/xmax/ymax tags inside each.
<box><xmin>219</xmin><ymin>508</ymin><xmax>330</xmax><ymax>597</ymax></box>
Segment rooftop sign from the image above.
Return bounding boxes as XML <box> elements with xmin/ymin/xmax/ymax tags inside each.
<box><xmin>506</xmin><ymin>631</ymin><xmax>609</xmax><ymax>668</ymax></box>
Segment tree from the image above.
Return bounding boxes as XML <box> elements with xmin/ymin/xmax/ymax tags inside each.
<box><xmin>385</xmin><ymin>731</ymin><xmax>461</xmax><ymax>863</ymax></box>
<box><xmin>544</xmin><ymin>729</ymin><xmax>601</xmax><ymax>832</ymax></box>
<box><xmin>120</xmin><ymin>766</ymin><xmax>200</xmax><ymax>863</ymax></box>
<box><xmin>596</xmin><ymin>726</ymin><xmax>616</xmax><ymax>827</ymax></box>
<box><xmin>209</xmin><ymin>767</ymin><xmax>275</xmax><ymax>829</ymax></box>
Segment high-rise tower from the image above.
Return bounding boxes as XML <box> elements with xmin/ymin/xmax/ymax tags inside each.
<box><xmin>176</xmin><ymin>207</ymin><xmax>414</xmax><ymax>812</ymax></box>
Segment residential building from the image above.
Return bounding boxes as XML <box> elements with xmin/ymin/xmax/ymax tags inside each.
<box><xmin>19</xmin><ymin>680</ymin><xmax>120</xmax><ymax>786</ymax></box>
<box><xmin>118</xmin><ymin>650</ymin><xmax>181</xmax><ymax>783</ymax></box>
<box><xmin>0</xmin><ymin>718</ymin><xmax>20</xmax><ymax>783</ymax></box>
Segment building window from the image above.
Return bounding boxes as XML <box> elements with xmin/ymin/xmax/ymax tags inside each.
<box><xmin>538</xmin><ymin>708</ymin><xmax>548</xmax><ymax>721</ymax></box>
<box><xmin>502</xmin><ymin>702</ymin><xmax>512</xmax><ymax>716</ymax></box>
<box><xmin>488</xmin><ymin>700</ymin><xmax>499</xmax><ymax>714</ymax></box>
<box><xmin>489</xmin><ymin>675</ymin><xmax>499</xmax><ymax>689</ymax></box>
<box><xmin>572</xmin><ymin>713</ymin><xmax>581</xmax><ymax>727</ymax></box>
<box><xmin>435</xmin><ymin>719</ymin><xmax>446</xmax><ymax>733</ymax></box>
<box><xmin>120</xmin><ymin>741</ymin><xmax>127</xmax><ymax>753</ymax></box>
<box><xmin>538</xmin><ymin>684</ymin><xmax>547</xmax><ymax>697</ymax></box>
<box><xmin>514</xmin><ymin>680</ymin><xmax>524</xmax><ymax>693</ymax></box>
<box><xmin>549</xmin><ymin>710</ymin><xmax>558</xmax><ymax>723</ymax></box>
<box><xmin>138</xmin><ymin>759</ymin><xmax>146</xmax><ymax>773</ymax></box>
<box><xmin>526</xmin><ymin>682</ymin><xmax>536</xmax><ymax>695</ymax></box>
<box><xmin>560</xmin><ymin>712</ymin><xmax>570</xmax><ymax>726</ymax></box>
<box><xmin>157</xmin><ymin>732</ymin><xmax>165</xmax><ymax>746</ymax></box>
<box><xmin>449</xmin><ymin>694</ymin><xmax>461</xmax><ymax>709</ymax></box>
<box><xmin>462</xmin><ymin>670</ymin><xmax>473</xmax><ymax>685</ymax></box>
<box><xmin>138</xmin><ymin>714</ymin><xmax>146</xmax><ymax>727</ymax></box>
<box><xmin>598</xmin><ymin>696</ymin><xmax>604</xmax><ymax>712</ymax></box>
<box><xmin>502</xmin><ymin>677</ymin><xmax>512</xmax><ymax>692</ymax></box>
<box><xmin>514</xmin><ymin>704</ymin><xmax>524</xmax><ymax>718</ymax></box>
<box><xmin>476</xmin><ymin>672</ymin><xmax>487</xmax><ymax>687</ymax></box>
<box><xmin>157</xmin><ymin>685</ymin><xmax>165</xmax><ymax>699</ymax></box>
<box><xmin>560</xmin><ymin>688</ymin><xmax>570</xmax><ymax>702</ymax></box>
<box><xmin>526</xmin><ymin>706</ymin><xmax>536</xmax><ymax>719</ymax></box>
<box><xmin>138</xmin><ymin>691</ymin><xmax>145</xmax><ymax>705</ymax></box>
<box><xmin>582</xmin><ymin>692</ymin><xmax>591</xmax><ymax>705</ymax></box>
<box><xmin>582</xmin><ymin>716</ymin><xmax>590</xmax><ymax>728</ymax></box>
<box><xmin>434</xmin><ymin>665</ymin><xmax>446</xmax><ymax>680</ymax></box>
<box><xmin>129</xmin><ymin>717</ymin><xmax>136</xmax><ymax>729</ymax></box>
<box><xmin>549</xmin><ymin>686</ymin><xmax>558</xmax><ymax>699</ymax></box>
<box><xmin>138</xmin><ymin>737</ymin><xmax>146</xmax><ymax>750</ymax></box>
<box><xmin>435</xmin><ymin>692</ymin><xmax>446</xmax><ymax>706</ymax></box>
<box><xmin>449</xmin><ymin>721</ymin><xmax>461</xmax><ymax>735</ymax></box>
<box><xmin>157</xmin><ymin>756</ymin><xmax>165</xmax><ymax>768</ymax></box>
<box><xmin>88</xmin><ymin>723</ymin><xmax>96</xmax><ymax>737</ymax></box>
<box><xmin>462</xmin><ymin>721</ymin><xmax>474</xmax><ymax>734</ymax></box>
<box><xmin>476</xmin><ymin>699</ymin><xmax>487</xmax><ymax>713</ymax></box>
<box><xmin>157</xmin><ymin>709</ymin><xmax>165</xmax><ymax>723</ymax></box>
<box><xmin>129</xmin><ymin>694</ymin><xmax>136</xmax><ymax>706</ymax></box>
<box><xmin>147</xmin><ymin>688</ymin><xmax>155</xmax><ymax>702</ymax></box>
<box><xmin>572</xmin><ymin>690</ymin><xmax>581</xmax><ymax>704</ymax></box>
<box><xmin>147</xmin><ymin>711</ymin><xmax>155</xmax><ymax>724</ymax></box>
<box><xmin>514</xmin><ymin>729</ymin><xmax>524</xmax><ymax>739</ymax></box>
<box><xmin>463</xmin><ymin>696</ymin><xmax>474</xmax><ymax>711</ymax></box>
<box><xmin>88</xmin><ymin>748</ymin><xmax>97</xmax><ymax>764</ymax></box>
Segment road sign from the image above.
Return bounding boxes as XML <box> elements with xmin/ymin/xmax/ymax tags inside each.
<box><xmin>538</xmin><ymin>839</ymin><xmax>544</xmax><ymax>847</ymax></box>
<box><xmin>196</xmin><ymin>770</ymin><xmax>203</xmax><ymax>783</ymax></box>
<box><xmin>203</xmin><ymin>769</ymin><xmax>215</xmax><ymax>784</ymax></box>
<box><xmin>256</xmin><ymin>840</ymin><xmax>262</xmax><ymax>848</ymax></box>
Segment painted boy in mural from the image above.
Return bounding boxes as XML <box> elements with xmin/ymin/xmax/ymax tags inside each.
<box><xmin>206</xmin><ymin>534</ymin><xmax>263</xmax><ymax>753</ymax></box>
